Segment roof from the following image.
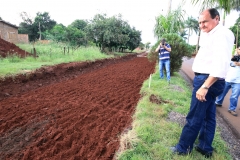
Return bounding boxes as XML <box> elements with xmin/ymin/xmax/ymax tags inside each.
<box><xmin>0</xmin><ymin>20</ymin><xmax>18</xmax><ymax>29</ymax></box>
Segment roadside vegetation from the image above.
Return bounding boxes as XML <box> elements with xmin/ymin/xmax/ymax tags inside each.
<box><xmin>116</xmin><ymin>65</ymin><xmax>232</xmax><ymax>160</ymax></box>
<box><xmin>0</xmin><ymin>42</ymin><xmax>111</xmax><ymax>77</ymax></box>
<box><xmin>0</xmin><ymin>41</ymin><xmax>145</xmax><ymax>78</ymax></box>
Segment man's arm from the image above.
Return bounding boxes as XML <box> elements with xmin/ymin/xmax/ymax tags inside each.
<box><xmin>155</xmin><ymin>44</ymin><xmax>161</xmax><ymax>52</ymax></box>
<box><xmin>234</xmin><ymin>62</ymin><xmax>240</xmax><ymax>66</ymax></box>
<box><xmin>164</xmin><ymin>45</ymin><xmax>171</xmax><ymax>52</ymax></box>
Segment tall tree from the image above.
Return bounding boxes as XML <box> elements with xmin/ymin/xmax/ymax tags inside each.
<box><xmin>190</xmin><ymin>0</ymin><xmax>240</xmax><ymax>25</ymax></box>
<box><xmin>69</xmin><ymin>19</ymin><xmax>88</xmax><ymax>31</ymax></box>
<box><xmin>185</xmin><ymin>17</ymin><xmax>199</xmax><ymax>43</ymax></box>
<box><xmin>18</xmin><ymin>12</ymin><xmax>38</xmax><ymax>41</ymax></box>
<box><xmin>64</xmin><ymin>26</ymin><xmax>86</xmax><ymax>46</ymax></box>
<box><xmin>86</xmin><ymin>14</ymin><xmax>141</xmax><ymax>53</ymax></box>
<box><xmin>145</xmin><ymin>42</ymin><xmax>151</xmax><ymax>50</ymax></box>
<box><xmin>178</xmin><ymin>29</ymin><xmax>188</xmax><ymax>40</ymax></box>
<box><xmin>126</xmin><ymin>27</ymin><xmax>141</xmax><ymax>51</ymax></box>
<box><xmin>44</xmin><ymin>24</ymin><xmax>66</xmax><ymax>42</ymax></box>
<box><xmin>229</xmin><ymin>17</ymin><xmax>240</xmax><ymax>48</ymax></box>
<box><xmin>34</xmin><ymin>12</ymin><xmax>56</xmax><ymax>40</ymax></box>
<box><xmin>154</xmin><ymin>5</ymin><xmax>185</xmax><ymax>39</ymax></box>
<box><xmin>18</xmin><ymin>12</ymin><xmax>56</xmax><ymax>41</ymax></box>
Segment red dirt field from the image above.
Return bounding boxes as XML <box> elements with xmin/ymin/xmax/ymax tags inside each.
<box><xmin>0</xmin><ymin>54</ymin><xmax>156</xmax><ymax>160</ymax></box>
<box><xmin>0</xmin><ymin>38</ymin><xmax>32</xmax><ymax>58</ymax></box>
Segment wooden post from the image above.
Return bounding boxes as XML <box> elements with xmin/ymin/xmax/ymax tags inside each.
<box><xmin>33</xmin><ymin>48</ymin><xmax>36</xmax><ymax>59</ymax></box>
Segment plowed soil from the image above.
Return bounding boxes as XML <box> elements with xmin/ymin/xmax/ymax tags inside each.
<box><xmin>0</xmin><ymin>54</ymin><xmax>156</xmax><ymax>160</ymax></box>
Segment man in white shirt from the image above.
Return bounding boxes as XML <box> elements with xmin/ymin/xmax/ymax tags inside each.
<box><xmin>215</xmin><ymin>47</ymin><xmax>240</xmax><ymax>116</ymax></box>
<box><xmin>170</xmin><ymin>8</ymin><xmax>234</xmax><ymax>158</ymax></box>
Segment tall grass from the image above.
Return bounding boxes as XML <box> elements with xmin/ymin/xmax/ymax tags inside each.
<box><xmin>116</xmin><ymin>65</ymin><xmax>232</xmax><ymax>160</ymax></box>
<box><xmin>0</xmin><ymin>42</ymin><xmax>112</xmax><ymax>77</ymax></box>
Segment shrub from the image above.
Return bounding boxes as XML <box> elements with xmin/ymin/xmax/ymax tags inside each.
<box><xmin>148</xmin><ymin>33</ymin><xmax>193</xmax><ymax>75</ymax></box>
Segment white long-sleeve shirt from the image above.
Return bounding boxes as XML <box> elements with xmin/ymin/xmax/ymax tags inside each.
<box><xmin>192</xmin><ymin>24</ymin><xmax>235</xmax><ymax>79</ymax></box>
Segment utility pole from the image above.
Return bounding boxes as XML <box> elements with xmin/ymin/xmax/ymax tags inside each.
<box><xmin>168</xmin><ymin>0</ymin><xmax>172</xmax><ymax>13</ymax></box>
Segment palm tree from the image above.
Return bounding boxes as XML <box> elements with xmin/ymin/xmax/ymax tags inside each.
<box><xmin>178</xmin><ymin>29</ymin><xmax>188</xmax><ymax>41</ymax></box>
<box><xmin>190</xmin><ymin>0</ymin><xmax>240</xmax><ymax>25</ymax></box>
<box><xmin>185</xmin><ymin>17</ymin><xmax>199</xmax><ymax>43</ymax></box>
<box><xmin>154</xmin><ymin>5</ymin><xmax>185</xmax><ymax>39</ymax></box>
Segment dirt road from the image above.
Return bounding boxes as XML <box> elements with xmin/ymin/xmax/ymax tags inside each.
<box><xmin>0</xmin><ymin>55</ymin><xmax>156</xmax><ymax>160</ymax></box>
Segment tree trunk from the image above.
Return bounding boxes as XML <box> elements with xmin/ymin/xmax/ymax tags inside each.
<box><xmin>39</xmin><ymin>22</ymin><xmax>41</xmax><ymax>40</ymax></box>
<box><xmin>195</xmin><ymin>30</ymin><xmax>201</xmax><ymax>54</ymax></box>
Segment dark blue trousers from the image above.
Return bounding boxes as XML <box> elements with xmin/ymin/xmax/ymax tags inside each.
<box><xmin>176</xmin><ymin>74</ymin><xmax>225</xmax><ymax>153</ymax></box>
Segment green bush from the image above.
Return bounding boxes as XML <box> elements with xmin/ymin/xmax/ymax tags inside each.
<box><xmin>148</xmin><ymin>33</ymin><xmax>193</xmax><ymax>75</ymax></box>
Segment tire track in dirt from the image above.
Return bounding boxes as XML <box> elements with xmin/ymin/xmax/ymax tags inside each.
<box><xmin>0</xmin><ymin>56</ymin><xmax>155</xmax><ymax>160</ymax></box>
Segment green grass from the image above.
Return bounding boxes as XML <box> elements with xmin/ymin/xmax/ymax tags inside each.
<box><xmin>0</xmin><ymin>42</ymin><xmax>113</xmax><ymax>77</ymax></box>
<box><xmin>116</xmin><ymin>65</ymin><xmax>232</xmax><ymax>160</ymax></box>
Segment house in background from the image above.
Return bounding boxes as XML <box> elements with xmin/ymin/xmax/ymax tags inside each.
<box><xmin>0</xmin><ymin>20</ymin><xmax>28</xmax><ymax>44</ymax></box>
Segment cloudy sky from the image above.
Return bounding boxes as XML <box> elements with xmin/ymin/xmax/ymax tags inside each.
<box><xmin>1</xmin><ymin>0</ymin><xmax>239</xmax><ymax>45</ymax></box>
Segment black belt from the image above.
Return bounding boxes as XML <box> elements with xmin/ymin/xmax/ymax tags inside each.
<box><xmin>194</xmin><ymin>72</ymin><xmax>225</xmax><ymax>80</ymax></box>
<box><xmin>194</xmin><ymin>72</ymin><xmax>209</xmax><ymax>76</ymax></box>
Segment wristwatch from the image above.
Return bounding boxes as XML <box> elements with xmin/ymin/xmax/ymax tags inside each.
<box><xmin>201</xmin><ymin>84</ymin><xmax>209</xmax><ymax>89</ymax></box>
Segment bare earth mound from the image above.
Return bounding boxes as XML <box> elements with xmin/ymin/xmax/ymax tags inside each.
<box><xmin>0</xmin><ymin>54</ymin><xmax>156</xmax><ymax>160</ymax></box>
<box><xmin>0</xmin><ymin>38</ymin><xmax>32</xmax><ymax>58</ymax></box>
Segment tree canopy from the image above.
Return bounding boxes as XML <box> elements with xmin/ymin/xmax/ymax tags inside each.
<box><xmin>154</xmin><ymin>5</ymin><xmax>185</xmax><ymax>39</ymax></box>
<box><xmin>86</xmin><ymin>14</ymin><xmax>141</xmax><ymax>52</ymax></box>
<box><xmin>185</xmin><ymin>17</ymin><xmax>199</xmax><ymax>43</ymax></box>
<box><xmin>229</xmin><ymin>17</ymin><xmax>240</xmax><ymax>47</ymax></box>
<box><xmin>190</xmin><ymin>0</ymin><xmax>240</xmax><ymax>14</ymax></box>
<box><xmin>18</xmin><ymin>12</ymin><xmax>56</xmax><ymax>41</ymax></box>
<box><xmin>17</xmin><ymin>12</ymin><xmax>142</xmax><ymax>53</ymax></box>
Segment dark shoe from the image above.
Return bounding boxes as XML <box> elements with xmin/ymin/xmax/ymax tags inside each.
<box><xmin>215</xmin><ymin>103</ymin><xmax>222</xmax><ymax>107</ymax></box>
<box><xmin>170</xmin><ymin>146</ymin><xmax>189</xmax><ymax>155</ymax></box>
<box><xmin>195</xmin><ymin>146</ymin><xmax>212</xmax><ymax>158</ymax></box>
<box><xmin>228</xmin><ymin>110</ymin><xmax>237</xmax><ymax>116</ymax></box>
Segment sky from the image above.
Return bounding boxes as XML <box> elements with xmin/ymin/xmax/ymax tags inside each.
<box><xmin>1</xmin><ymin>0</ymin><xmax>239</xmax><ymax>45</ymax></box>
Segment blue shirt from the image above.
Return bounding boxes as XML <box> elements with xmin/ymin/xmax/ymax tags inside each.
<box><xmin>158</xmin><ymin>43</ymin><xmax>171</xmax><ymax>60</ymax></box>
<box><xmin>226</xmin><ymin>61</ymin><xmax>240</xmax><ymax>83</ymax></box>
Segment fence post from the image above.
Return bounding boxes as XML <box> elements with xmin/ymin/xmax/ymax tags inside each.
<box><xmin>33</xmin><ymin>48</ymin><xmax>37</xmax><ymax>59</ymax></box>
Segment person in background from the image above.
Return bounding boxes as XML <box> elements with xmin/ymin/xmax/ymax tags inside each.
<box><xmin>215</xmin><ymin>46</ymin><xmax>240</xmax><ymax>116</ymax></box>
<box><xmin>155</xmin><ymin>38</ymin><xmax>171</xmax><ymax>84</ymax></box>
<box><xmin>170</xmin><ymin>8</ymin><xmax>234</xmax><ymax>158</ymax></box>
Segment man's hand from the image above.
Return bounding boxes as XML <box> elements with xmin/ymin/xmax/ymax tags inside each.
<box><xmin>160</xmin><ymin>43</ymin><xmax>165</xmax><ymax>48</ymax></box>
<box><xmin>196</xmin><ymin>88</ymin><xmax>208</xmax><ymax>102</ymax></box>
<box><xmin>234</xmin><ymin>62</ymin><xmax>240</xmax><ymax>66</ymax></box>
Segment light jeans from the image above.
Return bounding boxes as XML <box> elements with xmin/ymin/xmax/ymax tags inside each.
<box><xmin>159</xmin><ymin>59</ymin><xmax>170</xmax><ymax>81</ymax></box>
<box><xmin>215</xmin><ymin>82</ymin><xmax>240</xmax><ymax>111</ymax></box>
<box><xmin>176</xmin><ymin>74</ymin><xmax>225</xmax><ymax>154</ymax></box>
